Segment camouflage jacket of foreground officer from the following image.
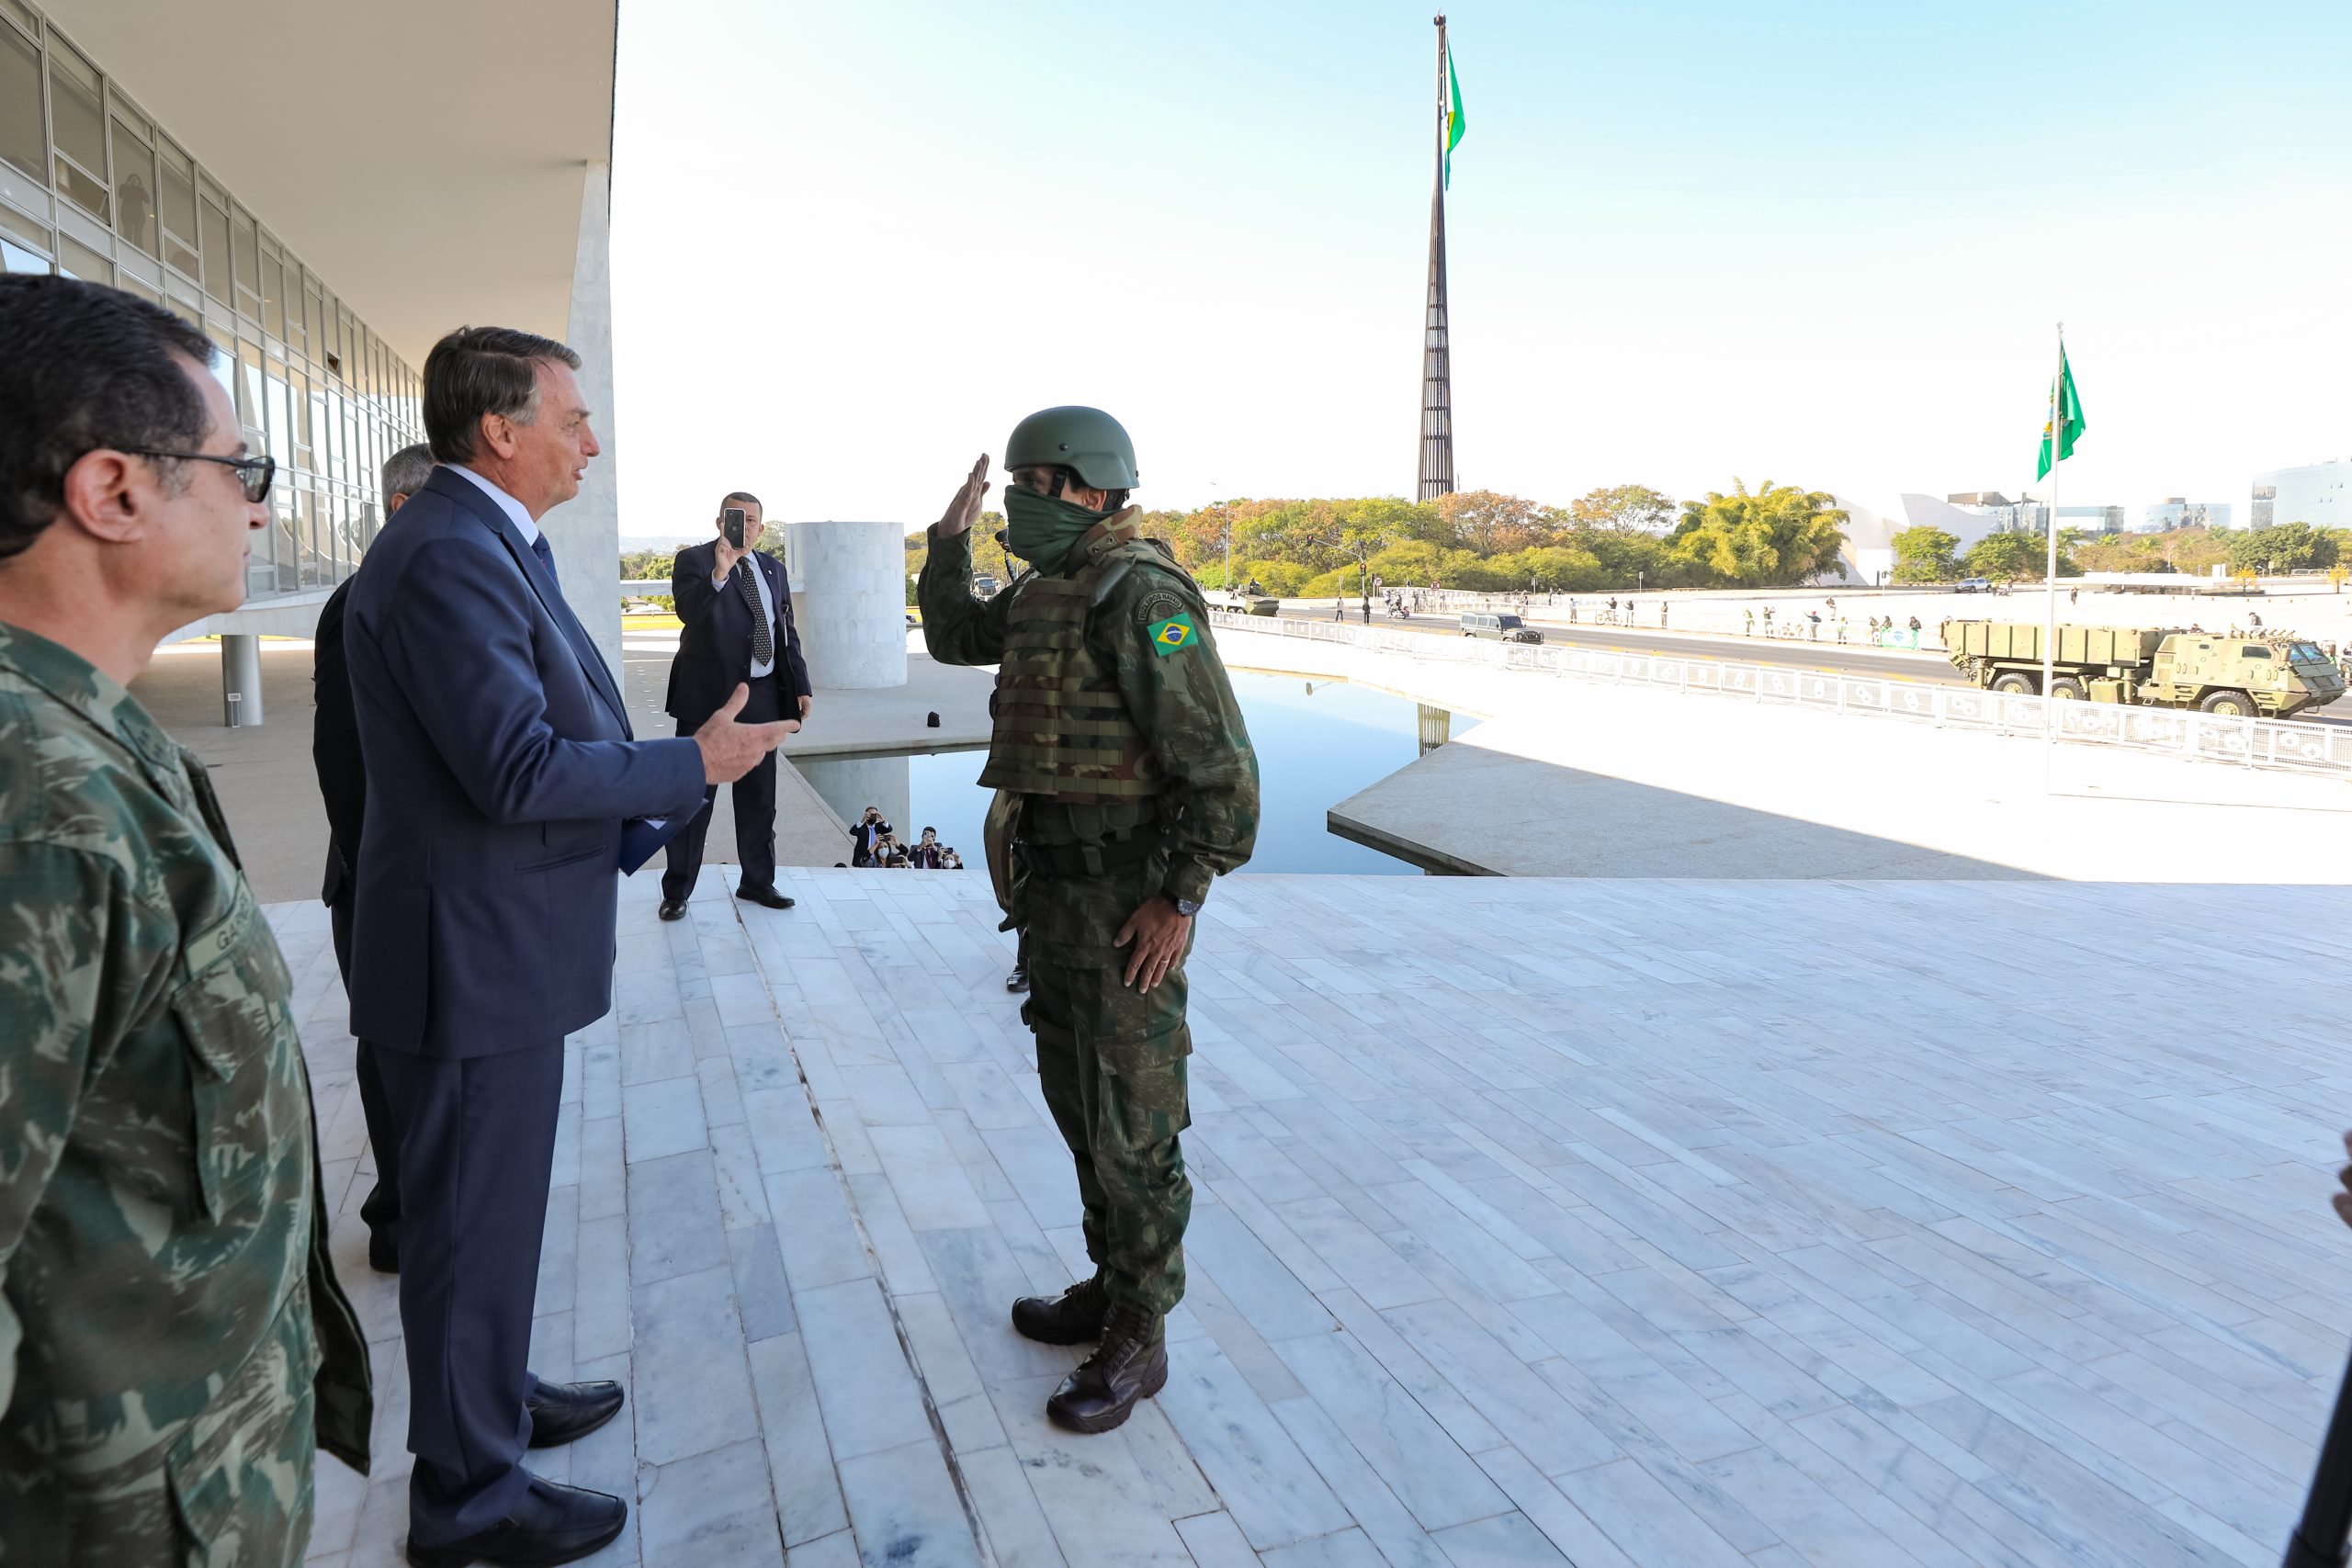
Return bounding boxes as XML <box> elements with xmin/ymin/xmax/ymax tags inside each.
<box><xmin>0</xmin><ymin>622</ymin><xmax>370</xmax><ymax>1566</ymax></box>
<box><xmin>920</xmin><ymin>517</ymin><xmax>1257</xmax><ymax>942</ymax></box>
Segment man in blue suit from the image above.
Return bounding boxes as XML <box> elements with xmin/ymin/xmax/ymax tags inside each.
<box><xmin>344</xmin><ymin>326</ymin><xmax>792</xmax><ymax>1567</ymax></box>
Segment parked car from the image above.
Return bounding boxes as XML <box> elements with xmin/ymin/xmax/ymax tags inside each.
<box><xmin>1956</xmin><ymin>577</ymin><xmax>1992</xmax><ymax>593</ymax></box>
<box><xmin>1462</xmin><ymin>611</ymin><xmax>1543</xmax><ymax>644</ymax></box>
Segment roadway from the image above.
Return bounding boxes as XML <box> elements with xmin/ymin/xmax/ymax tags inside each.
<box><xmin>1262</xmin><ymin>604</ymin><xmax>2352</xmax><ymax>723</ymax></box>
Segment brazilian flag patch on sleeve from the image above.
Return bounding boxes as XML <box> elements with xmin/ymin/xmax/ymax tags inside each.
<box><xmin>1148</xmin><ymin>614</ymin><xmax>1197</xmax><ymax>657</ymax></box>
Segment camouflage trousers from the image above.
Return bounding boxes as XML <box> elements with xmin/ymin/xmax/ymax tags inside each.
<box><xmin>1023</xmin><ymin>934</ymin><xmax>1194</xmax><ymax>1318</ymax></box>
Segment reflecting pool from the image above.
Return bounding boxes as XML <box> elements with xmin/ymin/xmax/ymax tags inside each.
<box><xmin>813</xmin><ymin>672</ymin><xmax>1468</xmax><ymax>875</ymax></box>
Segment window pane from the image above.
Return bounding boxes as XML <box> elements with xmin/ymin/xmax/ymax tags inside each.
<box><xmin>238</xmin><ymin>339</ymin><xmax>265</xmax><ymax>432</ymax></box>
<box><xmin>0</xmin><ymin>25</ymin><xmax>41</xmax><ymax>181</ymax></box>
<box><xmin>56</xmin><ymin>232</ymin><xmax>109</xmax><ymax>283</ymax></box>
<box><xmin>263</xmin><ymin>355</ymin><xmax>291</xmax><ymax>465</ymax></box>
<box><xmin>47</xmin><ymin>42</ymin><xmax>107</xmax><ymax>221</ymax></box>
<box><xmin>1</xmin><ymin>234</ymin><xmax>44</xmax><ymax>273</ymax></box>
<box><xmin>156</xmin><ymin>141</ymin><xmax>198</xmax><ymax>274</ymax></box>
<box><xmin>231</xmin><ymin>207</ymin><xmax>256</xmax><ymax>294</ymax></box>
<box><xmin>0</xmin><ymin>0</ymin><xmax>37</xmax><ymax>39</ymax></box>
<box><xmin>259</xmin><ymin>248</ymin><xmax>283</xmax><ymax>337</ymax></box>
<box><xmin>198</xmin><ymin>189</ymin><xmax>229</xmax><ymax>304</ymax></box>
<box><xmin>205</xmin><ymin>324</ymin><xmax>236</xmax><ymax>410</ymax></box>
<box><xmin>110</xmin><ymin>117</ymin><xmax>156</xmax><ymax>255</ymax></box>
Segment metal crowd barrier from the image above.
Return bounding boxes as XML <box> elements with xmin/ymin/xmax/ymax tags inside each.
<box><xmin>1209</xmin><ymin>611</ymin><xmax>2352</xmax><ymax>780</ymax></box>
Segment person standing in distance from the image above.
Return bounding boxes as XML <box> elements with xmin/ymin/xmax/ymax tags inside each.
<box><xmin>659</xmin><ymin>491</ymin><xmax>810</xmax><ymax>919</ymax></box>
<box><xmin>921</xmin><ymin>407</ymin><xmax>1258</xmax><ymax>1434</ymax></box>
<box><xmin>344</xmin><ymin>326</ymin><xmax>793</xmax><ymax>1566</ymax></box>
<box><xmin>0</xmin><ymin>274</ymin><xmax>372</xmax><ymax>1564</ymax></box>
<box><xmin>311</xmin><ymin>439</ymin><xmax>435</xmax><ymax>1274</ymax></box>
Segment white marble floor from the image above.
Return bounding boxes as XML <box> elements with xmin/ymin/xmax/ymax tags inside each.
<box><xmin>281</xmin><ymin>873</ymin><xmax>2352</xmax><ymax>1567</ymax></box>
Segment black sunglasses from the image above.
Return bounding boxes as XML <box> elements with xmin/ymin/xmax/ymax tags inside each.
<box><xmin>123</xmin><ymin>448</ymin><xmax>276</xmax><ymax>503</ymax></box>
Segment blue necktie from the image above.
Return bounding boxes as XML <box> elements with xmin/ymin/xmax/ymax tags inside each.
<box><xmin>529</xmin><ymin>533</ymin><xmax>559</xmax><ymax>588</ymax></box>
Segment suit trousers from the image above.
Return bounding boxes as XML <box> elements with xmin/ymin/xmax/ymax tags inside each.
<box><xmin>330</xmin><ymin>888</ymin><xmax>401</xmax><ymax>1240</ymax></box>
<box><xmin>662</xmin><ymin>673</ymin><xmax>782</xmax><ymax>899</ymax></box>
<box><xmin>374</xmin><ymin>1040</ymin><xmax>565</xmax><ymax>1543</ymax></box>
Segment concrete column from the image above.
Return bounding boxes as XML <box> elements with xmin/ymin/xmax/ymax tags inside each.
<box><xmin>797</xmin><ymin>756</ymin><xmax>911</xmax><ymax>847</ymax></box>
<box><xmin>220</xmin><ymin>633</ymin><xmax>264</xmax><ymax>727</ymax></box>
<box><xmin>553</xmin><ymin>160</ymin><xmax>624</xmax><ymax>682</ymax></box>
<box><xmin>787</xmin><ymin>520</ymin><xmax>909</xmax><ymax>689</ymax></box>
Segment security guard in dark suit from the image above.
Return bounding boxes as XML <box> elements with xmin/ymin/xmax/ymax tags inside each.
<box><xmin>660</xmin><ymin>491</ymin><xmax>812</xmax><ymax>917</ymax></box>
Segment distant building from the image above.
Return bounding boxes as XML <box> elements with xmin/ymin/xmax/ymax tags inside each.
<box><xmin>2057</xmin><ymin>505</ymin><xmax>2126</xmax><ymax>535</ymax></box>
<box><xmin>2143</xmin><ymin>498</ymin><xmax>2232</xmax><ymax>531</ymax></box>
<box><xmin>2252</xmin><ymin>460</ymin><xmax>2352</xmax><ymax>530</ymax></box>
<box><xmin>1944</xmin><ymin>491</ymin><xmax>2048</xmax><ymax>534</ymax></box>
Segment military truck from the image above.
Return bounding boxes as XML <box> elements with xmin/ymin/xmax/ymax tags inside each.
<box><xmin>1941</xmin><ymin>620</ymin><xmax>2346</xmax><ymax>718</ymax></box>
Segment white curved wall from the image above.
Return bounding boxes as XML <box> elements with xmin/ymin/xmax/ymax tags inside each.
<box><xmin>788</xmin><ymin>520</ymin><xmax>908</xmax><ymax>689</ymax></box>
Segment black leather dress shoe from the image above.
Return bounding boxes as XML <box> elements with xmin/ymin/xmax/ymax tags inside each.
<box><xmin>1012</xmin><ymin>1274</ymin><xmax>1108</xmax><ymax>1345</ymax></box>
<box><xmin>1046</xmin><ymin>1303</ymin><xmax>1168</xmax><ymax>1434</ymax></box>
<box><xmin>368</xmin><ymin>1231</ymin><xmax>399</xmax><ymax>1275</ymax></box>
<box><xmin>1005</xmin><ymin>965</ymin><xmax>1029</xmax><ymax>993</ymax></box>
<box><xmin>405</xmin><ymin>1475</ymin><xmax>627</xmax><ymax>1567</ymax></box>
<box><xmin>736</xmin><ymin>885</ymin><xmax>796</xmax><ymax>910</ymax></box>
<box><xmin>657</xmin><ymin>897</ymin><xmax>686</xmax><ymax>921</ymax></box>
<box><xmin>526</xmin><ymin>1380</ymin><xmax>625</xmax><ymax>1449</ymax></box>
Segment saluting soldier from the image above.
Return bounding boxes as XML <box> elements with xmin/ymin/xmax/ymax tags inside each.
<box><xmin>922</xmin><ymin>407</ymin><xmax>1259</xmax><ymax>1433</ymax></box>
<box><xmin>0</xmin><ymin>275</ymin><xmax>369</xmax><ymax>1563</ymax></box>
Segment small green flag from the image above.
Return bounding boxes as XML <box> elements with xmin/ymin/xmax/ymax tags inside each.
<box><xmin>1444</xmin><ymin>47</ymin><xmax>1467</xmax><ymax>189</ymax></box>
<box><xmin>2036</xmin><ymin>345</ymin><xmax>2086</xmax><ymax>479</ymax></box>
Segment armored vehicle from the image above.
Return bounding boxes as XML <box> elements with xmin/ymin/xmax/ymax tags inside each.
<box><xmin>1941</xmin><ymin>620</ymin><xmax>2345</xmax><ymax>718</ymax></box>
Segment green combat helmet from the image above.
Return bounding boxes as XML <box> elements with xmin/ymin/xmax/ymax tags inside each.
<box><xmin>1006</xmin><ymin>405</ymin><xmax>1139</xmax><ymax>491</ymax></box>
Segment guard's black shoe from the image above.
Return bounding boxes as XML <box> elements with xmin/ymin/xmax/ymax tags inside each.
<box><xmin>1046</xmin><ymin>1302</ymin><xmax>1167</xmax><ymax>1434</ymax></box>
<box><xmin>526</xmin><ymin>1379</ymin><xmax>625</xmax><ymax>1449</ymax></box>
<box><xmin>1005</xmin><ymin>965</ymin><xmax>1028</xmax><ymax>993</ymax></box>
<box><xmin>737</xmin><ymin>885</ymin><xmax>796</xmax><ymax>910</ymax></box>
<box><xmin>404</xmin><ymin>1475</ymin><xmax>627</xmax><ymax>1567</ymax></box>
<box><xmin>368</xmin><ymin>1230</ymin><xmax>400</xmax><ymax>1274</ymax></box>
<box><xmin>1012</xmin><ymin>1273</ymin><xmax>1108</xmax><ymax>1345</ymax></box>
<box><xmin>657</xmin><ymin>898</ymin><xmax>687</xmax><ymax>921</ymax></box>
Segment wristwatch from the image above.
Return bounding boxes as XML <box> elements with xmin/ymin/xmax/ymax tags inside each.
<box><xmin>1167</xmin><ymin>893</ymin><xmax>1203</xmax><ymax>918</ymax></box>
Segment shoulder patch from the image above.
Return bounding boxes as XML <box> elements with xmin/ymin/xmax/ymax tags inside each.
<box><xmin>1147</xmin><ymin>612</ymin><xmax>1199</xmax><ymax>657</ymax></box>
<box><xmin>1136</xmin><ymin>588</ymin><xmax>1185</xmax><ymax>627</ymax></box>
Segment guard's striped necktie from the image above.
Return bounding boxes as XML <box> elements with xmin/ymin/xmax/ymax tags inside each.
<box><xmin>733</xmin><ymin>558</ymin><xmax>774</xmax><ymax>667</ymax></box>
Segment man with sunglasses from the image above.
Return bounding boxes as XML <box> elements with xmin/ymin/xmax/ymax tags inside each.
<box><xmin>921</xmin><ymin>407</ymin><xmax>1259</xmax><ymax>1434</ymax></box>
<box><xmin>0</xmin><ymin>274</ymin><xmax>370</xmax><ymax>1564</ymax></box>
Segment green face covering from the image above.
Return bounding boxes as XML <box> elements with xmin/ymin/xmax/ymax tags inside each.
<box><xmin>1004</xmin><ymin>485</ymin><xmax>1114</xmax><ymax>575</ymax></box>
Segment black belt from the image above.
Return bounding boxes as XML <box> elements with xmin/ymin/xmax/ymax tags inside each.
<box><xmin>1015</xmin><ymin>831</ymin><xmax>1165</xmax><ymax>879</ymax></box>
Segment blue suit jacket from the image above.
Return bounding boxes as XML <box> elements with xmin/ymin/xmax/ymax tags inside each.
<box><xmin>343</xmin><ymin>466</ymin><xmax>706</xmax><ymax>1056</ymax></box>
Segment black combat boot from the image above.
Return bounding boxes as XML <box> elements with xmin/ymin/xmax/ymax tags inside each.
<box><xmin>1011</xmin><ymin>1273</ymin><xmax>1109</xmax><ymax>1345</ymax></box>
<box><xmin>1046</xmin><ymin>1301</ymin><xmax>1168</xmax><ymax>1434</ymax></box>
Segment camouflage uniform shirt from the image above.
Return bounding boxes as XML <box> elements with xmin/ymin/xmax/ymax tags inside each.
<box><xmin>0</xmin><ymin>622</ymin><xmax>370</xmax><ymax>1566</ymax></box>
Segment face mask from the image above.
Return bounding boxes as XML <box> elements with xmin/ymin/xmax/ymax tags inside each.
<box><xmin>1004</xmin><ymin>484</ymin><xmax>1114</xmax><ymax>574</ymax></box>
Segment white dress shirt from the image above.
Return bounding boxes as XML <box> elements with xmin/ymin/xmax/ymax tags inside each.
<box><xmin>450</xmin><ymin>463</ymin><xmax>540</xmax><ymax>546</ymax></box>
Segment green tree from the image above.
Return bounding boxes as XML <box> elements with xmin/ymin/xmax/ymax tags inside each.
<box><xmin>1962</xmin><ymin>528</ymin><xmax>2082</xmax><ymax>581</ymax></box>
<box><xmin>1560</xmin><ymin>483</ymin><xmax>1676</xmax><ymax>535</ymax></box>
<box><xmin>1890</xmin><ymin>525</ymin><xmax>1961</xmax><ymax>583</ymax></box>
<box><xmin>1665</xmin><ymin>480</ymin><xmax>1848</xmax><ymax>587</ymax></box>
<box><xmin>2228</xmin><ymin>521</ymin><xmax>2338</xmax><ymax>574</ymax></box>
<box><xmin>1436</xmin><ymin>490</ymin><xmax>1548</xmax><ymax>553</ymax></box>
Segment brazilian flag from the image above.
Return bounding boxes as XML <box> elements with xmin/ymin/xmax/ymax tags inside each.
<box><xmin>1148</xmin><ymin>614</ymin><xmax>1197</xmax><ymax>657</ymax></box>
<box><xmin>1444</xmin><ymin>47</ymin><xmax>1467</xmax><ymax>189</ymax></box>
<box><xmin>2036</xmin><ymin>345</ymin><xmax>2086</xmax><ymax>480</ymax></box>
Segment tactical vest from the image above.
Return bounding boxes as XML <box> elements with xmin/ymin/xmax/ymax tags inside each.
<box><xmin>978</xmin><ymin>515</ymin><xmax>1171</xmax><ymax>810</ymax></box>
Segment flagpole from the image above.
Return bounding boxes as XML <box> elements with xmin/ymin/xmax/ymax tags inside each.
<box><xmin>2041</xmin><ymin>322</ymin><xmax>2064</xmax><ymax>737</ymax></box>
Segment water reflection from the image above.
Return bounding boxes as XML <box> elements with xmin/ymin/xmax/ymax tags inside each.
<box><xmin>880</xmin><ymin>672</ymin><xmax>1466</xmax><ymax>876</ymax></box>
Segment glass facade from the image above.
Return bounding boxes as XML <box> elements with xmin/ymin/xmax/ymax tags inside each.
<box><xmin>0</xmin><ymin>0</ymin><xmax>423</xmax><ymax>600</ymax></box>
<box><xmin>2253</xmin><ymin>463</ymin><xmax>2352</xmax><ymax>531</ymax></box>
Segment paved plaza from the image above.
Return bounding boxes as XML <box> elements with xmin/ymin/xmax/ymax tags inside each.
<box><xmin>285</xmin><ymin>872</ymin><xmax>2352</xmax><ymax>1567</ymax></box>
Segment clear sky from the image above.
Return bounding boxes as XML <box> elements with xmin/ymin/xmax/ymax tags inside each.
<box><xmin>607</xmin><ymin>0</ymin><xmax>2352</xmax><ymax>539</ymax></box>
